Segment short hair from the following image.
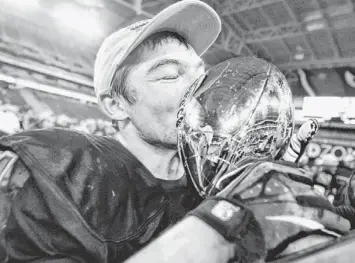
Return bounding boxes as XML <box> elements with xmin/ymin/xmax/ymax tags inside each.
<box><xmin>110</xmin><ymin>31</ymin><xmax>190</xmax><ymax>104</ymax></box>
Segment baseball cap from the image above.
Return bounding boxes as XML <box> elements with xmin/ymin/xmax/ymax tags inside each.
<box><xmin>94</xmin><ymin>0</ymin><xmax>221</xmax><ymax>102</ymax></box>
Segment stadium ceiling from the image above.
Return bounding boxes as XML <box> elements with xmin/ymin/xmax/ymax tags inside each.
<box><xmin>0</xmin><ymin>0</ymin><xmax>354</xmax><ymax>91</ymax></box>
<box><xmin>203</xmin><ymin>0</ymin><xmax>355</xmax><ymax>70</ymax></box>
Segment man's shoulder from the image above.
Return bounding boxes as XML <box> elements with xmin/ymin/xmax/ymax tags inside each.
<box><xmin>241</xmin><ymin>159</ymin><xmax>312</xmax><ymax>185</ymax></box>
<box><xmin>0</xmin><ymin>128</ymin><xmax>102</xmax><ymax>148</ymax></box>
<box><xmin>0</xmin><ymin>128</ymin><xmax>136</xmax><ymax>188</ymax></box>
<box><xmin>0</xmin><ymin>128</ymin><xmax>129</xmax><ymax>162</ymax></box>
<box><xmin>243</xmin><ymin>159</ymin><xmax>303</xmax><ymax>173</ymax></box>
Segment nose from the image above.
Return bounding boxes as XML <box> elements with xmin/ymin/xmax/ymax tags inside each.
<box><xmin>185</xmin><ymin>66</ymin><xmax>206</xmax><ymax>90</ymax></box>
<box><xmin>178</xmin><ymin>59</ymin><xmax>206</xmax><ymax>105</ymax></box>
<box><xmin>181</xmin><ymin>57</ymin><xmax>205</xmax><ymax>82</ymax></box>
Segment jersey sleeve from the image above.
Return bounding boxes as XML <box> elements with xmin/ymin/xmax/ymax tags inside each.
<box><xmin>0</xmin><ymin>150</ymin><xmax>104</xmax><ymax>263</ymax></box>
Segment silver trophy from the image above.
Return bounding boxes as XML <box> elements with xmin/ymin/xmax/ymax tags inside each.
<box><xmin>177</xmin><ymin>57</ymin><xmax>295</xmax><ymax>197</ymax></box>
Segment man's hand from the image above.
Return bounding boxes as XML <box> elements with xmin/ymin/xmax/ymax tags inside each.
<box><xmin>188</xmin><ymin>160</ymin><xmax>350</xmax><ymax>262</ymax></box>
<box><xmin>282</xmin><ymin>119</ymin><xmax>319</xmax><ymax>163</ymax></box>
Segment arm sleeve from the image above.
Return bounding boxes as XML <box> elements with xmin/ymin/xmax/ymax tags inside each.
<box><xmin>0</xmin><ymin>150</ymin><xmax>97</xmax><ymax>263</ymax></box>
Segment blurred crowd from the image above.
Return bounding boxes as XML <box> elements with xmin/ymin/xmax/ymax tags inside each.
<box><xmin>298</xmin><ymin>152</ymin><xmax>355</xmax><ymax>205</ymax></box>
<box><xmin>0</xmin><ymin>102</ymin><xmax>116</xmax><ymax>137</ymax></box>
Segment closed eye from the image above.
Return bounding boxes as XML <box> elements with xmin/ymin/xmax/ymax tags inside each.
<box><xmin>161</xmin><ymin>75</ymin><xmax>179</xmax><ymax>80</ymax></box>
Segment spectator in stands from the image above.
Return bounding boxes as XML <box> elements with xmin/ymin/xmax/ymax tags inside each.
<box><xmin>85</xmin><ymin>118</ymin><xmax>98</xmax><ymax>134</ymax></box>
<box><xmin>0</xmin><ymin>110</ymin><xmax>20</xmax><ymax>135</ymax></box>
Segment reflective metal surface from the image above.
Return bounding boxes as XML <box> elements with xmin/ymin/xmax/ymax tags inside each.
<box><xmin>177</xmin><ymin>57</ymin><xmax>295</xmax><ymax>197</ymax></box>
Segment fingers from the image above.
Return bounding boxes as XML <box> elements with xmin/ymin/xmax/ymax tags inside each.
<box><xmin>296</xmin><ymin>195</ymin><xmax>335</xmax><ymax>212</ymax></box>
<box><xmin>299</xmin><ymin>206</ymin><xmax>351</xmax><ymax>234</ymax></box>
<box><xmin>259</xmin><ymin>204</ymin><xmax>351</xmax><ymax>235</ymax></box>
<box><xmin>317</xmin><ymin>209</ymin><xmax>351</xmax><ymax>234</ymax></box>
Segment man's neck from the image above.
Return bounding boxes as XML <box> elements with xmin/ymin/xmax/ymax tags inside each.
<box><xmin>115</xmin><ymin>131</ymin><xmax>184</xmax><ymax>181</ymax></box>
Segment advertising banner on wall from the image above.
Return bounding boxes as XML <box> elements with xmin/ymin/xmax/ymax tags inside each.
<box><xmin>303</xmin><ymin>128</ymin><xmax>355</xmax><ymax>166</ymax></box>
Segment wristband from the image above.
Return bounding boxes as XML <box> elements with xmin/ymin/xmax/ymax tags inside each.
<box><xmin>188</xmin><ymin>197</ymin><xmax>249</xmax><ymax>242</ymax></box>
<box><xmin>188</xmin><ymin>197</ymin><xmax>266</xmax><ymax>262</ymax></box>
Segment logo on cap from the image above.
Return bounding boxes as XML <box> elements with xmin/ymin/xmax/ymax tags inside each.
<box><xmin>130</xmin><ymin>21</ymin><xmax>149</xmax><ymax>31</ymax></box>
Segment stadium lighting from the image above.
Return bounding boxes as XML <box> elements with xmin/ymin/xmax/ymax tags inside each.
<box><xmin>52</xmin><ymin>3</ymin><xmax>103</xmax><ymax>38</ymax></box>
<box><xmin>293</xmin><ymin>45</ymin><xmax>305</xmax><ymax>61</ymax></box>
<box><xmin>20</xmin><ymin>0</ymin><xmax>40</xmax><ymax>7</ymax></box>
<box><xmin>2</xmin><ymin>0</ymin><xmax>39</xmax><ymax>9</ymax></box>
<box><xmin>0</xmin><ymin>73</ymin><xmax>98</xmax><ymax>104</ymax></box>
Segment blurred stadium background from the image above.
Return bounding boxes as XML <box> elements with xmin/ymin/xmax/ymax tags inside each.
<box><xmin>0</xmin><ymin>0</ymin><xmax>355</xmax><ymax>171</ymax></box>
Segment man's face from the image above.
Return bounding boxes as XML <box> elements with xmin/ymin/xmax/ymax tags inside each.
<box><xmin>124</xmin><ymin>39</ymin><xmax>205</xmax><ymax>148</ymax></box>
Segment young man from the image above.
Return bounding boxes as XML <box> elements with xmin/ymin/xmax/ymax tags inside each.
<box><xmin>0</xmin><ymin>1</ymin><xmax>222</xmax><ymax>262</ymax></box>
<box><xmin>0</xmin><ymin>1</ymin><xmax>350</xmax><ymax>263</ymax></box>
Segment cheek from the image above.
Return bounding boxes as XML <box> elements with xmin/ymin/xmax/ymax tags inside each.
<box><xmin>132</xmin><ymin>80</ymin><xmax>193</xmax><ymax>124</ymax></box>
<box><xmin>144</xmin><ymin>89</ymin><xmax>183</xmax><ymax>114</ymax></box>
<box><xmin>131</xmin><ymin>97</ymin><xmax>178</xmax><ymax>126</ymax></box>
<box><xmin>150</xmin><ymin>99</ymin><xmax>178</xmax><ymax>122</ymax></box>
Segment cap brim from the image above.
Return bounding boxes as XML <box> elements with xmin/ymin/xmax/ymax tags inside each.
<box><xmin>125</xmin><ymin>0</ymin><xmax>221</xmax><ymax>59</ymax></box>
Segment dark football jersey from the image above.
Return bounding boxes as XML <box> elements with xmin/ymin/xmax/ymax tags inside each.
<box><xmin>0</xmin><ymin>128</ymin><xmax>201</xmax><ymax>262</ymax></box>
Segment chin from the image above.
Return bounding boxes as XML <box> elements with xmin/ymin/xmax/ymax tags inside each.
<box><xmin>160</xmin><ymin>131</ymin><xmax>179</xmax><ymax>150</ymax></box>
<box><xmin>142</xmin><ymin>131</ymin><xmax>178</xmax><ymax>150</ymax></box>
<box><xmin>163</xmin><ymin>142</ymin><xmax>178</xmax><ymax>150</ymax></box>
<box><xmin>152</xmin><ymin>140</ymin><xmax>177</xmax><ymax>150</ymax></box>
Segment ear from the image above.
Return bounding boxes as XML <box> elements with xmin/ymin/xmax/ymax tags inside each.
<box><xmin>100</xmin><ymin>95</ymin><xmax>130</xmax><ymax>121</ymax></box>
